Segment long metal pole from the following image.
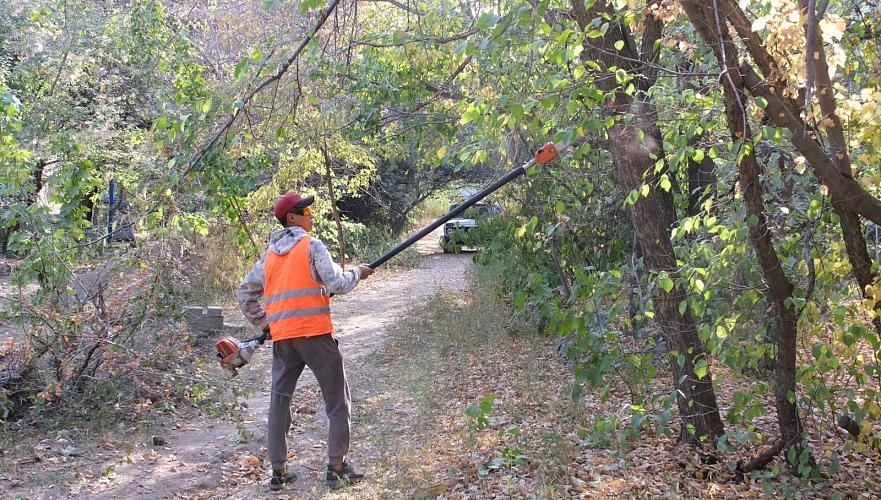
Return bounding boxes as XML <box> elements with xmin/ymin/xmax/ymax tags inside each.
<box><xmin>368</xmin><ymin>140</ymin><xmax>568</xmax><ymax>269</ymax></box>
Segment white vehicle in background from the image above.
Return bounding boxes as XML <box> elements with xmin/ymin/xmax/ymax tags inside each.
<box><xmin>440</xmin><ymin>201</ymin><xmax>502</xmax><ymax>253</ymax></box>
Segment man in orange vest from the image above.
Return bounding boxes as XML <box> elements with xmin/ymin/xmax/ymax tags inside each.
<box><xmin>237</xmin><ymin>192</ymin><xmax>374</xmax><ymax>490</ymax></box>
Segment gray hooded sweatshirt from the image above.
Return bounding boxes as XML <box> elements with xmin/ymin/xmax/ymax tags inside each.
<box><xmin>236</xmin><ymin>226</ymin><xmax>361</xmax><ymax>330</ymax></box>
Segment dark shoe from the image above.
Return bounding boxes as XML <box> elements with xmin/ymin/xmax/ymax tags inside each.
<box><xmin>269</xmin><ymin>469</ymin><xmax>296</xmax><ymax>491</ymax></box>
<box><xmin>325</xmin><ymin>461</ymin><xmax>365</xmax><ymax>488</ymax></box>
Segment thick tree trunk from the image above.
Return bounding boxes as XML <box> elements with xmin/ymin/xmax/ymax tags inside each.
<box><xmin>681</xmin><ymin>0</ymin><xmax>805</xmax><ymax>452</ymax></box>
<box><xmin>609</xmin><ymin>120</ymin><xmax>725</xmax><ymax>443</ymax></box>
<box><xmin>570</xmin><ymin>0</ymin><xmax>724</xmax><ymax>443</ymax></box>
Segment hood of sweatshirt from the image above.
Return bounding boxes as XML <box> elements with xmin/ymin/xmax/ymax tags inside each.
<box><xmin>267</xmin><ymin>226</ymin><xmax>309</xmax><ymax>256</ymax></box>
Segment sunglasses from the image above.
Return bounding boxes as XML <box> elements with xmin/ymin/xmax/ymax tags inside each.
<box><xmin>291</xmin><ymin>206</ymin><xmax>313</xmax><ymax>217</ymax></box>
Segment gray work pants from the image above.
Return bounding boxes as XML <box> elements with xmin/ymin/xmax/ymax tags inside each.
<box><xmin>267</xmin><ymin>334</ymin><xmax>351</xmax><ymax>468</ymax></box>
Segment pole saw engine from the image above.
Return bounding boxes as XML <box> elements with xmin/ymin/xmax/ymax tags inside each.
<box><xmin>215</xmin><ymin>330</ymin><xmax>268</xmax><ymax>377</ymax></box>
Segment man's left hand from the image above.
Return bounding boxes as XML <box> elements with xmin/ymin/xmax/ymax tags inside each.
<box><xmin>358</xmin><ymin>264</ymin><xmax>374</xmax><ymax>279</ymax></box>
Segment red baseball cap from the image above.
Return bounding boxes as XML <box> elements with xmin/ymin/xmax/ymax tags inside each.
<box><xmin>273</xmin><ymin>192</ymin><xmax>314</xmax><ymax>221</ymax></box>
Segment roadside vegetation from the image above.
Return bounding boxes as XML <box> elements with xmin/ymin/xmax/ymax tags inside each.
<box><xmin>335</xmin><ymin>266</ymin><xmax>879</xmax><ymax>498</ymax></box>
<box><xmin>2</xmin><ymin>0</ymin><xmax>881</xmax><ymax>496</ymax></box>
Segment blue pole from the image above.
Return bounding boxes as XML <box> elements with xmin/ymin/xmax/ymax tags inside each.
<box><xmin>107</xmin><ymin>180</ymin><xmax>115</xmax><ymax>244</ymax></box>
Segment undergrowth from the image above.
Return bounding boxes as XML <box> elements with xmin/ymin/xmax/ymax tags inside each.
<box><xmin>346</xmin><ymin>268</ymin><xmax>583</xmax><ymax>498</ymax></box>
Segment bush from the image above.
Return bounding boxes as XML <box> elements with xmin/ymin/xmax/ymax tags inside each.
<box><xmin>412</xmin><ymin>194</ymin><xmax>454</xmax><ymax>224</ymax></box>
<box><xmin>0</xmin><ymin>235</ymin><xmax>199</xmax><ymax>429</ymax></box>
<box><xmin>187</xmin><ymin>222</ymin><xmax>251</xmax><ymax>303</ymax></box>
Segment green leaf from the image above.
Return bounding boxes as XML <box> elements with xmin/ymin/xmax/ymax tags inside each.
<box><xmin>660</xmin><ymin>276</ymin><xmax>674</xmax><ymax>293</ymax></box>
<box><xmin>626</xmin><ymin>189</ymin><xmax>639</xmax><ymax>206</ymax></box>
<box><xmin>234</xmin><ymin>58</ymin><xmax>249</xmax><ymax>80</ymax></box>
<box><xmin>694</xmin><ymin>359</ymin><xmax>709</xmax><ymax>380</ymax></box>
<box><xmin>555</xmin><ymin>200</ymin><xmax>565</xmax><ymax>214</ymax></box>
<box><xmin>461</xmin><ymin>109</ymin><xmax>480</xmax><ymax>124</ymax></box>
<box><xmin>659</xmin><ymin>175</ymin><xmax>671</xmax><ymax>192</ymax></box>
<box><xmin>614</xmin><ymin>40</ymin><xmax>624</xmax><ymax>51</ymax></box>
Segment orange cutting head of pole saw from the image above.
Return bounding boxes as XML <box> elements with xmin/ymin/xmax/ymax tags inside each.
<box><xmin>535</xmin><ymin>142</ymin><xmax>560</xmax><ymax>164</ymax></box>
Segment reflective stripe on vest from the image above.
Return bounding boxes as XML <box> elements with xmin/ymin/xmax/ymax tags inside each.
<box><xmin>263</xmin><ymin>236</ymin><xmax>333</xmax><ymax>340</ymax></box>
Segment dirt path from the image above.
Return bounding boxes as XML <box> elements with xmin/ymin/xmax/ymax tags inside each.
<box><xmin>83</xmin><ymin>228</ymin><xmax>472</xmax><ymax>499</ymax></box>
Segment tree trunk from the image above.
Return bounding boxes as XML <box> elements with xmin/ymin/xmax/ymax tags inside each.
<box><xmin>681</xmin><ymin>0</ymin><xmax>805</xmax><ymax>453</ymax></box>
<box><xmin>677</xmin><ymin>61</ymin><xmax>718</xmax><ymax>216</ymax></box>
<box><xmin>322</xmin><ymin>144</ymin><xmax>347</xmax><ymax>269</ymax></box>
<box><xmin>687</xmin><ymin>137</ymin><xmax>718</xmax><ymax>216</ymax></box>
<box><xmin>2</xmin><ymin>160</ymin><xmax>46</xmax><ymax>254</ymax></box>
<box><xmin>835</xmin><ymin>206</ymin><xmax>881</xmax><ymax>333</ymax></box>
<box><xmin>610</xmin><ymin>121</ymin><xmax>725</xmax><ymax>443</ymax></box>
<box><xmin>569</xmin><ymin>0</ymin><xmax>724</xmax><ymax>443</ymax></box>
<box><xmin>723</xmin><ymin>0</ymin><xmax>881</xmax><ymax>334</ymax></box>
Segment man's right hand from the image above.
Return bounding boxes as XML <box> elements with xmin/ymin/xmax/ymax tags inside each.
<box><xmin>358</xmin><ymin>264</ymin><xmax>374</xmax><ymax>279</ymax></box>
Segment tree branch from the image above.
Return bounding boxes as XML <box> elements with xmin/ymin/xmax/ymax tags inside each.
<box><xmin>359</xmin><ymin>0</ymin><xmax>423</xmax><ymax>15</ymax></box>
<box><xmin>353</xmin><ymin>28</ymin><xmax>478</xmax><ymax>48</ymax></box>
<box><xmin>799</xmin><ymin>0</ymin><xmax>852</xmax><ymax>178</ymax></box>
<box><xmin>182</xmin><ymin>0</ymin><xmax>341</xmax><ymax>182</ymax></box>
<box><xmin>740</xmin><ymin>63</ymin><xmax>881</xmax><ymax>226</ymax></box>
<box><xmin>405</xmin><ymin>55</ymin><xmax>473</xmax><ymax>116</ymax></box>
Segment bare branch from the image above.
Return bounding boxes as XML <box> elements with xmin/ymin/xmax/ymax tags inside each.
<box><xmin>353</xmin><ymin>28</ymin><xmax>478</xmax><ymax>48</ymax></box>
<box><xmin>799</xmin><ymin>0</ymin><xmax>853</xmax><ymax>178</ymax></box>
<box><xmin>359</xmin><ymin>0</ymin><xmax>424</xmax><ymax>15</ymax></box>
<box><xmin>183</xmin><ymin>0</ymin><xmax>342</xmax><ymax>182</ymax></box>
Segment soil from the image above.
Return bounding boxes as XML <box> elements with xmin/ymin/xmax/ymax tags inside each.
<box><xmin>1</xmin><ymin>227</ymin><xmax>473</xmax><ymax>499</ymax></box>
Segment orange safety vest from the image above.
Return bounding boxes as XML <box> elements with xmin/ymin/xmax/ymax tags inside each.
<box><xmin>263</xmin><ymin>236</ymin><xmax>333</xmax><ymax>340</ymax></box>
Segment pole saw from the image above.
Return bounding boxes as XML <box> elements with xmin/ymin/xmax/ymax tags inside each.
<box><xmin>215</xmin><ymin>140</ymin><xmax>569</xmax><ymax>376</ymax></box>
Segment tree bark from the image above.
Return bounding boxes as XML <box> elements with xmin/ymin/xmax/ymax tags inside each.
<box><xmin>722</xmin><ymin>0</ymin><xmax>881</xmax><ymax>333</ymax></box>
<box><xmin>686</xmin><ymin>135</ymin><xmax>718</xmax><ymax>216</ymax></box>
<box><xmin>322</xmin><ymin>144</ymin><xmax>347</xmax><ymax>269</ymax></box>
<box><xmin>570</xmin><ymin>0</ymin><xmax>724</xmax><ymax>443</ymax></box>
<box><xmin>681</xmin><ymin>0</ymin><xmax>805</xmax><ymax>452</ymax></box>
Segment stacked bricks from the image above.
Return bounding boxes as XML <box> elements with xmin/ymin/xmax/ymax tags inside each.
<box><xmin>185</xmin><ymin>306</ymin><xmax>224</xmax><ymax>333</ymax></box>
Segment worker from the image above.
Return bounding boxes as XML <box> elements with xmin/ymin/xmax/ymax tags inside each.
<box><xmin>236</xmin><ymin>192</ymin><xmax>374</xmax><ymax>491</ymax></box>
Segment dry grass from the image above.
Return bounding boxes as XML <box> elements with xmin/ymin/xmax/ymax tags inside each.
<box><xmin>325</xmin><ymin>273</ymin><xmax>880</xmax><ymax>499</ymax></box>
<box><xmin>338</xmin><ymin>286</ymin><xmax>586</xmax><ymax>498</ymax></box>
